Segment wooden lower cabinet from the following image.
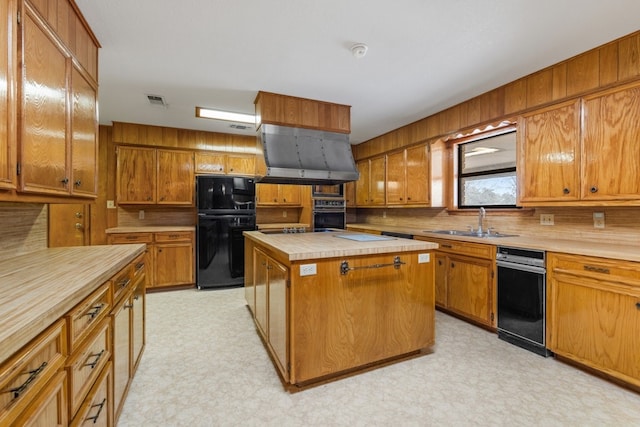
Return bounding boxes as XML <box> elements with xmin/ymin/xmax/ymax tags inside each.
<box><xmin>13</xmin><ymin>370</ymin><xmax>68</xmax><ymax>427</ymax></box>
<box><xmin>547</xmin><ymin>252</ymin><xmax>640</xmax><ymax>388</ymax></box>
<box><xmin>71</xmin><ymin>361</ymin><xmax>111</xmax><ymax>427</ymax></box>
<box><xmin>108</xmin><ymin>230</ymin><xmax>195</xmax><ymax>289</ymax></box>
<box><xmin>416</xmin><ymin>237</ymin><xmax>496</xmax><ymax>328</ymax></box>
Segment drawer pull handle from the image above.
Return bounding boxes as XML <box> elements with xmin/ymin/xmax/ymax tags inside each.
<box><xmin>340</xmin><ymin>256</ymin><xmax>405</xmax><ymax>275</ymax></box>
<box><xmin>10</xmin><ymin>362</ymin><xmax>47</xmax><ymax>399</ymax></box>
<box><xmin>119</xmin><ymin>278</ymin><xmax>131</xmax><ymax>289</ymax></box>
<box><xmin>86</xmin><ymin>397</ymin><xmax>107</xmax><ymax>423</ymax></box>
<box><xmin>84</xmin><ymin>349</ymin><xmax>105</xmax><ymax>369</ymax></box>
<box><xmin>583</xmin><ymin>265</ymin><xmax>610</xmax><ymax>274</ymax></box>
<box><xmin>441</xmin><ymin>244</ymin><xmax>452</xmax><ymax>248</ymax></box>
<box><xmin>168</xmin><ymin>234</ymin><xmax>178</xmax><ymax>238</ymax></box>
<box><xmin>124</xmin><ymin>303</ymin><xmax>134</xmax><ymax>309</ymax></box>
<box><xmin>135</xmin><ymin>262</ymin><xmax>144</xmax><ymax>271</ymax></box>
<box><xmin>126</xmin><ymin>236</ymin><xmax>138</xmax><ymax>240</ymax></box>
<box><xmin>636</xmin><ymin>302</ymin><xmax>640</xmax><ymax>310</ymax></box>
<box><xmin>85</xmin><ymin>304</ymin><xmax>104</xmax><ymax>320</ymax></box>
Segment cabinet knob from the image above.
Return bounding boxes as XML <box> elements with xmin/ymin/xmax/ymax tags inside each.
<box><xmin>635</xmin><ymin>302</ymin><xmax>640</xmax><ymax>310</ymax></box>
<box><xmin>75</xmin><ymin>212</ymin><xmax>83</xmax><ymax>218</ymax></box>
<box><xmin>451</xmin><ymin>262</ymin><xmax>455</xmax><ymax>268</ymax></box>
<box><xmin>147</xmin><ymin>196</ymin><xmax>152</xmax><ymax>201</ymax></box>
<box><xmin>438</xmin><ymin>260</ymin><xmax>442</xmax><ymax>266</ymax></box>
<box><xmin>590</xmin><ymin>186</ymin><xmax>598</xmax><ymax>193</ymax></box>
<box><xmin>75</xmin><ymin>223</ymin><xmax>83</xmax><ymax>229</ymax></box>
<box><xmin>60</xmin><ymin>178</ymin><xmax>69</xmax><ymax>185</ymax></box>
<box><xmin>563</xmin><ymin>188</ymin><xmax>570</xmax><ymax>194</ymax></box>
<box><xmin>74</xmin><ymin>180</ymin><xmax>82</xmax><ymax>187</ymax></box>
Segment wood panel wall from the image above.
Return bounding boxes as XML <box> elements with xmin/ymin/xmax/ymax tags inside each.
<box><xmin>0</xmin><ymin>202</ymin><xmax>47</xmax><ymax>258</ymax></box>
<box><xmin>354</xmin><ymin>30</ymin><xmax>640</xmax><ymax>159</ymax></box>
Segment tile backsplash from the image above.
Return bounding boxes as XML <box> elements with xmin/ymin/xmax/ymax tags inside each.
<box><xmin>0</xmin><ymin>203</ymin><xmax>48</xmax><ymax>258</ymax></box>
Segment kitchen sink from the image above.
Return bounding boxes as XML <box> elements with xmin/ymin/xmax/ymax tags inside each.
<box><xmin>423</xmin><ymin>230</ymin><xmax>518</xmax><ymax>238</ymax></box>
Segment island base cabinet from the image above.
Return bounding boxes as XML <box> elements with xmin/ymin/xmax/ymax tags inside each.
<box><xmin>12</xmin><ymin>371</ymin><xmax>68</xmax><ymax>427</ymax></box>
<box><xmin>289</xmin><ymin>252</ymin><xmax>434</xmax><ymax>384</ymax></box>
<box><xmin>547</xmin><ymin>252</ymin><xmax>640</xmax><ymax>388</ymax></box>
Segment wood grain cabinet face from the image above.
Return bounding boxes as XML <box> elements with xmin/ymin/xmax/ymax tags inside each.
<box><xmin>12</xmin><ymin>370</ymin><xmax>67</xmax><ymax>427</ymax></box>
<box><xmin>517</xmin><ymin>100</ymin><xmax>581</xmax><ymax>203</ymax></box>
<box><xmin>226</xmin><ymin>154</ymin><xmax>255</xmax><ymax>176</ymax></box>
<box><xmin>385</xmin><ymin>144</ymin><xmax>430</xmax><ymax>206</ymax></box>
<box><xmin>581</xmin><ymin>83</ymin><xmax>640</xmax><ymax>201</ymax></box>
<box><xmin>355</xmin><ymin>157</ymin><xmax>385</xmax><ymax>206</ymax></box>
<box><xmin>20</xmin><ymin>9</ymin><xmax>70</xmax><ymax>196</ymax></box>
<box><xmin>70</xmin><ymin>65</ymin><xmax>98</xmax><ymax>197</ymax></box>
<box><xmin>547</xmin><ymin>253</ymin><xmax>640</xmax><ymax>388</ymax></box>
<box><xmin>256</xmin><ymin>183</ymin><xmax>301</xmax><ymax>206</ymax></box>
<box><xmin>70</xmin><ymin>361</ymin><xmax>111</xmax><ymax>427</ymax></box>
<box><xmin>0</xmin><ymin>0</ymin><xmax>17</xmax><ymax>191</ymax></box>
<box><xmin>116</xmin><ymin>146</ymin><xmax>156</xmax><ymax>204</ymax></box>
<box><xmin>157</xmin><ymin>149</ymin><xmax>194</xmax><ymax>205</ymax></box>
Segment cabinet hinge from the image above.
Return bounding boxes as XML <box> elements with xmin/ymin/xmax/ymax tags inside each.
<box><xmin>17</xmin><ymin>11</ymin><xmax>21</xmax><ymax>25</ymax></box>
<box><xmin>16</xmin><ymin>162</ymin><xmax>21</xmax><ymax>176</ymax></box>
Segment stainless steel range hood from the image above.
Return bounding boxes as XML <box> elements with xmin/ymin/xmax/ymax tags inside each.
<box><xmin>256</xmin><ymin>124</ymin><xmax>359</xmax><ymax>185</ymax></box>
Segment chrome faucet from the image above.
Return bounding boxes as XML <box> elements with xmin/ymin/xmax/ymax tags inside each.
<box><xmin>477</xmin><ymin>207</ymin><xmax>486</xmax><ymax>235</ymax></box>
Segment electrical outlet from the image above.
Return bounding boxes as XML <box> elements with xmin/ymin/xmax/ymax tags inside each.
<box><xmin>138</xmin><ymin>210</ymin><xmax>145</xmax><ymax>220</ymax></box>
<box><xmin>540</xmin><ymin>214</ymin><xmax>554</xmax><ymax>225</ymax></box>
<box><xmin>106</xmin><ymin>200</ymin><xmax>116</xmax><ymax>209</ymax></box>
<box><xmin>282</xmin><ymin>210</ymin><xmax>287</xmax><ymax>218</ymax></box>
<box><xmin>382</xmin><ymin>210</ymin><xmax>387</xmax><ymax>218</ymax></box>
<box><xmin>593</xmin><ymin>212</ymin><xmax>605</xmax><ymax>229</ymax></box>
<box><xmin>418</xmin><ymin>253</ymin><xmax>431</xmax><ymax>263</ymax></box>
<box><xmin>300</xmin><ymin>264</ymin><xmax>317</xmax><ymax>276</ymax></box>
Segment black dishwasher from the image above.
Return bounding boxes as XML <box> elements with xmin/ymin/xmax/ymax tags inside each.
<box><xmin>380</xmin><ymin>231</ymin><xmax>413</xmax><ymax>239</ymax></box>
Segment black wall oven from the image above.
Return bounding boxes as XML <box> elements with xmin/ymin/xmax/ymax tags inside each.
<box><xmin>496</xmin><ymin>246</ymin><xmax>551</xmax><ymax>357</ymax></box>
<box><xmin>312</xmin><ymin>198</ymin><xmax>345</xmax><ymax>230</ymax></box>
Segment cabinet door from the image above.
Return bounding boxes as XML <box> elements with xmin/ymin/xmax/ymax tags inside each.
<box><xmin>256</xmin><ymin>183</ymin><xmax>279</xmax><ymax>205</ymax></box>
<box><xmin>116</xmin><ymin>146</ymin><xmax>156</xmax><ymax>204</ymax></box>
<box><xmin>355</xmin><ymin>160</ymin><xmax>369</xmax><ymax>206</ymax></box>
<box><xmin>154</xmin><ymin>243</ymin><xmax>194</xmax><ymax>287</ymax></box>
<box><xmin>13</xmin><ymin>371</ymin><xmax>67</xmax><ymax>427</ymax></box>
<box><xmin>70</xmin><ymin>65</ymin><xmax>97</xmax><ymax>197</ymax></box>
<box><xmin>194</xmin><ymin>152</ymin><xmax>225</xmax><ymax>174</ymax></box>
<box><xmin>48</xmin><ymin>203</ymin><xmax>90</xmax><ymax>247</ymax></box>
<box><xmin>344</xmin><ymin>180</ymin><xmax>356</xmax><ymax>207</ymax></box>
<box><xmin>405</xmin><ymin>144</ymin><xmax>430</xmax><ymax>204</ymax></box>
<box><xmin>157</xmin><ymin>149</ymin><xmax>194</xmax><ymax>205</ymax></box>
<box><xmin>20</xmin><ymin>10</ymin><xmax>69</xmax><ymax>195</ymax></box>
<box><xmin>582</xmin><ymin>83</ymin><xmax>640</xmax><ymax>201</ymax></box>
<box><xmin>226</xmin><ymin>154</ymin><xmax>255</xmax><ymax>175</ymax></box>
<box><xmin>434</xmin><ymin>252</ymin><xmax>447</xmax><ymax>307</ymax></box>
<box><xmin>254</xmin><ymin>249</ymin><xmax>268</xmax><ymax>339</ymax></box>
<box><xmin>131</xmin><ymin>279</ymin><xmax>145</xmax><ymax>374</ymax></box>
<box><xmin>447</xmin><ymin>255</ymin><xmax>493</xmax><ymax>326</ymax></box>
<box><xmin>0</xmin><ymin>0</ymin><xmax>16</xmax><ymax>190</ymax></box>
<box><xmin>385</xmin><ymin>150</ymin><xmax>405</xmax><ymax>205</ymax></box>
<box><xmin>111</xmin><ymin>296</ymin><xmax>131</xmax><ymax>423</ymax></box>
<box><xmin>549</xmin><ymin>273</ymin><xmax>640</xmax><ymax>385</ymax></box>
<box><xmin>518</xmin><ymin>100</ymin><xmax>580</xmax><ymax>203</ymax></box>
<box><xmin>279</xmin><ymin>185</ymin><xmax>300</xmax><ymax>205</ymax></box>
<box><xmin>369</xmin><ymin>156</ymin><xmax>386</xmax><ymax>205</ymax></box>
<box><xmin>268</xmin><ymin>258</ymin><xmax>289</xmax><ymax>381</ymax></box>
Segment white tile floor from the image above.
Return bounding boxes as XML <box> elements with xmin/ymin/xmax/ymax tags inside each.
<box><xmin>118</xmin><ymin>288</ymin><xmax>640</xmax><ymax>426</ymax></box>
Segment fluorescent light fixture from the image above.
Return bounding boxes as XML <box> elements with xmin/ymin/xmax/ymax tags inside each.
<box><xmin>196</xmin><ymin>107</ymin><xmax>255</xmax><ymax>124</ymax></box>
<box><xmin>464</xmin><ymin>147</ymin><xmax>499</xmax><ymax>157</ymax></box>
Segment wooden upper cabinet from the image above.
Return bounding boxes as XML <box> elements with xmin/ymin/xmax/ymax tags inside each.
<box><xmin>355</xmin><ymin>159</ymin><xmax>370</xmax><ymax>206</ymax></box>
<box><xmin>581</xmin><ymin>82</ymin><xmax>640</xmax><ymax>201</ymax></box>
<box><xmin>0</xmin><ymin>0</ymin><xmax>16</xmax><ymax>191</ymax></box>
<box><xmin>256</xmin><ymin>183</ymin><xmax>301</xmax><ymax>206</ymax></box>
<box><xmin>195</xmin><ymin>152</ymin><xmax>225</xmax><ymax>174</ymax></box>
<box><xmin>517</xmin><ymin>100</ymin><xmax>581</xmax><ymax>203</ymax></box>
<box><xmin>20</xmin><ymin>9</ymin><xmax>70</xmax><ymax>195</ymax></box>
<box><xmin>386</xmin><ymin>144</ymin><xmax>430</xmax><ymax>205</ymax></box>
<box><xmin>355</xmin><ymin>157</ymin><xmax>385</xmax><ymax>206</ymax></box>
<box><xmin>226</xmin><ymin>154</ymin><xmax>255</xmax><ymax>176</ymax></box>
<box><xmin>194</xmin><ymin>152</ymin><xmax>255</xmax><ymax>176</ymax></box>
<box><xmin>70</xmin><ymin>65</ymin><xmax>98</xmax><ymax>197</ymax></box>
<box><xmin>116</xmin><ymin>146</ymin><xmax>156</xmax><ymax>204</ymax></box>
<box><xmin>157</xmin><ymin>149</ymin><xmax>194</xmax><ymax>205</ymax></box>
<box><xmin>255</xmin><ymin>91</ymin><xmax>350</xmax><ymax>133</ymax></box>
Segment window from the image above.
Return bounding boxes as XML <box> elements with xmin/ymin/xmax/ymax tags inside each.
<box><xmin>457</xmin><ymin>130</ymin><xmax>517</xmax><ymax>208</ymax></box>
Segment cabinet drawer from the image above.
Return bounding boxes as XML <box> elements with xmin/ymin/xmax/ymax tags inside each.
<box><xmin>154</xmin><ymin>231</ymin><xmax>193</xmax><ymax>242</ymax></box>
<box><xmin>70</xmin><ymin>361</ymin><xmax>111</xmax><ymax>427</ymax></box>
<box><xmin>0</xmin><ymin>319</ymin><xmax>66</xmax><ymax>425</ymax></box>
<box><xmin>111</xmin><ymin>264</ymin><xmax>133</xmax><ymax>304</ymax></box>
<box><xmin>132</xmin><ymin>253</ymin><xmax>146</xmax><ymax>285</ymax></box>
<box><xmin>66</xmin><ymin>283</ymin><xmax>111</xmax><ymax>353</ymax></box>
<box><xmin>12</xmin><ymin>370</ymin><xmax>67</xmax><ymax>427</ymax></box>
<box><xmin>548</xmin><ymin>252</ymin><xmax>640</xmax><ymax>287</ymax></box>
<box><xmin>418</xmin><ymin>237</ymin><xmax>495</xmax><ymax>259</ymax></box>
<box><xmin>108</xmin><ymin>233</ymin><xmax>153</xmax><ymax>244</ymax></box>
<box><xmin>66</xmin><ymin>319</ymin><xmax>110</xmax><ymax>419</ymax></box>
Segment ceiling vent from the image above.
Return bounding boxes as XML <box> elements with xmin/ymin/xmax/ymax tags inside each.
<box><xmin>146</xmin><ymin>94</ymin><xmax>168</xmax><ymax>107</ymax></box>
<box><xmin>230</xmin><ymin>124</ymin><xmax>253</xmax><ymax>130</ymax></box>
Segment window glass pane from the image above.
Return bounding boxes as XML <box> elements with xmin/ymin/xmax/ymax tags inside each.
<box><xmin>460</xmin><ymin>171</ymin><xmax>517</xmax><ymax>206</ymax></box>
<box><xmin>460</xmin><ymin>131</ymin><xmax>516</xmax><ymax>174</ymax></box>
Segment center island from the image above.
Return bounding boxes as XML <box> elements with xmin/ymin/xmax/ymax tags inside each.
<box><xmin>243</xmin><ymin>230</ymin><xmax>438</xmax><ymax>389</ymax></box>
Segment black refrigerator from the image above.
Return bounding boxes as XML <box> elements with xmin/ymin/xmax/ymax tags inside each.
<box><xmin>196</xmin><ymin>176</ymin><xmax>256</xmax><ymax>289</ymax></box>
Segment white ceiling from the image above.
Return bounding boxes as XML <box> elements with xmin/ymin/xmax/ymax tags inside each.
<box><xmin>75</xmin><ymin>0</ymin><xmax>640</xmax><ymax>144</ymax></box>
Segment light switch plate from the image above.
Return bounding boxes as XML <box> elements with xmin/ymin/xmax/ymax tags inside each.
<box><xmin>106</xmin><ymin>200</ymin><xmax>116</xmax><ymax>209</ymax></box>
<box><xmin>300</xmin><ymin>264</ymin><xmax>317</xmax><ymax>276</ymax></box>
<box><xmin>593</xmin><ymin>212</ymin><xmax>605</xmax><ymax>229</ymax></box>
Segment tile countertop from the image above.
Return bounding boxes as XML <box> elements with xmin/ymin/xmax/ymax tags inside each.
<box><xmin>105</xmin><ymin>226</ymin><xmax>195</xmax><ymax>233</ymax></box>
<box><xmin>347</xmin><ymin>223</ymin><xmax>640</xmax><ymax>263</ymax></box>
<box><xmin>244</xmin><ymin>230</ymin><xmax>438</xmax><ymax>262</ymax></box>
<box><xmin>0</xmin><ymin>244</ymin><xmax>146</xmax><ymax>364</ymax></box>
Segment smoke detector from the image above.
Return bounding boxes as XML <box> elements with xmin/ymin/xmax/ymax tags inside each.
<box><xmin>351</xmin><ymin>43</ymin><xmax>368</xmax><ymax>59</ymax></box>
